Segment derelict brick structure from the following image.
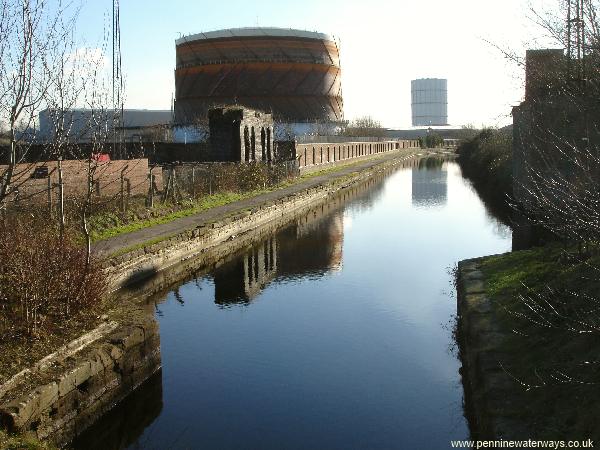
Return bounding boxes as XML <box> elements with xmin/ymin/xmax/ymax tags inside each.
<box><xmin>513</xmin><ymin>49</ymin><xmax>600</xmax><ymax>197</ymax></box>
<box><xmin>209</xmin><ymin>107</ymin><xmax>275</xmax><ymax>162</ymax></box>
<box><xmin>174</xmin><ymin>28</ymin><xmax>344</xmax><ymax>124</ymax></box>
<box><xmin>512</xmin><ymin>49</ymin><xmax>600</xmax><ymax>248</ymax></box>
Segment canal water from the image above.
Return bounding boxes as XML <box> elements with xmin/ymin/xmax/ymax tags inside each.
<box><xmin>74</xmin><ymin>158</ymin><xmax>511</xmax><ymax>450</ymax></box>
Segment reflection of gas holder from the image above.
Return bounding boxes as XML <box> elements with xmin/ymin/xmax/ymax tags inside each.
<box><xmin>411</xmin><ymin>158</ymin><xmax>448</xmax><ymax>207</ymax></box>
<box><xmin>294</xmin><ymin>203</ymin><xmax>344</xmax><ymax>271</ymax></box>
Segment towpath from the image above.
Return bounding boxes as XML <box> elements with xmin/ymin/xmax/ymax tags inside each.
<box><xmin>92</xmin><ymin>150</ymin><xmax>424</xmax><ymax>257</ymax></box>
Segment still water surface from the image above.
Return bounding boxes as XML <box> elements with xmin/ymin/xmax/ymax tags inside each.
<box><xmin>75</xmin><ymin>159</ymin><xmax>511</xmax><ymax>449</ymax></box>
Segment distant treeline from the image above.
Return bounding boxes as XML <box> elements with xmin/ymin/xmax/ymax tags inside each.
<box><xmin>456</xmin><ymin>128</ymin><xmax>513</xmax><ymax>218</ymax></box>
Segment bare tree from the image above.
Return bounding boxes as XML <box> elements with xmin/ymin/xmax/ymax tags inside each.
<box><xmin>513</xmin><ymin>0</ymin><xmax>600</xmax><ymax>249</ymax></box>
<box><xmin>495</xmin><ymin>1</ymin><xmax>600</xmax><ymax>397</ymax></box>
<box><xmin>341</xmin><ymin>115</ymin><xmax>387</xmax><ymax>138</ymax></box>
<box><xmin>0</xmin><ymin>0</ymin><xmax>79</xmax><ymax>210</ymax></box>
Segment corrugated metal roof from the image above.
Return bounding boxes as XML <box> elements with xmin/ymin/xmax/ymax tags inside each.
<box><xmin>176</xmin><ymin>27</ymin><xmax>334</xmax><ymax>46</ymax></box>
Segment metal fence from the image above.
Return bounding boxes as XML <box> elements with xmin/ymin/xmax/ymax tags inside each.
<box><xmin>156</xmin><ymin>161</ymin><xmax>300</xmax><ymax>204</ymax></box>
<box><xmin>295</xmin><ymin>135</ymin><xmax>401</xmax><ymax>144</ymax></box>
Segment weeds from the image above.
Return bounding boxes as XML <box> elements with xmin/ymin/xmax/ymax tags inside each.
<box><xmin>0</xmin><ymin>429</ymin><xmax>56</xmax><ymax>450</ymax></box>
<box><xmin>0</xmin><ymin>217</ymin><xmax>106</xmax><ymax>339</ymax></box>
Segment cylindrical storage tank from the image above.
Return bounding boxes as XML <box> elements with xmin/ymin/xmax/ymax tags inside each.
<box><xmin>174</xmin><ymin>27</ymin><xmax>344</xmax><ymax>124</ymax></box>
<box><xmin>411</xmin><ymin>78</ymin><xmax>448</xmax><ymax>126</ymax></box>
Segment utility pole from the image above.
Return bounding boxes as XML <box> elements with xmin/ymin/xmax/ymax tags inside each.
<box><xmin>566</xmin><ymin>0</ymin><xmax>586</xmax><ymax>85</ymax></box>
<box><xmin>112</xmin><ymin>0</ymin><xmax>123</xmax><ymax>159</ymax></box>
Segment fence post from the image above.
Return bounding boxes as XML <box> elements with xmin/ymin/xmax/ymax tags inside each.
<box><xmin>120</xmin><ymin>170</ymin><xmax>124</xmax><ymax>212</ymax></box>
<box><xmin>47</xmin><ymin>174</ymin><xmax>53</xmax><ymax>219</ymax></box>
<box><xmin>57</xmin><ymin>158</ymin><xmax>65</xmax><ymax>239</ymax></box>
<box><xmin>148</xmin><ymin>168</ymin><xmax>154</xmax><ymax>208</ymax></box>
<box><xmin>119</xmin><ymin>164</ymin><xmax>129</xmax><ymax>212</ymax></box>
<box><xmin>162</xmin><ymin>168</ymin><xmax>171</xmax><ymax>203</ymax></box>
<box><xmin>191</xmin><ymin>166</ymin><xmax>196</xmax><ymax>198</ymax></box>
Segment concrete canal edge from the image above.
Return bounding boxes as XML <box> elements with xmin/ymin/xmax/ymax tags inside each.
<box><xmin>103</xmin><ymin>150</ymin><xmax>443</xmax><ymax>293</ymax></box>
<box><xmin>0</xmin><ymin>150</ymin><xmax>445</xmax><ymax>446</ymax></box>
<box><xmin>0</xmin><ymin>308</ymin><xmax>160</xmax><ymax>447</ymax></box>
<box><xmin>457</xmin><ymin>257</ymin><xmax>531</xmax><ymax>440</ymax></box>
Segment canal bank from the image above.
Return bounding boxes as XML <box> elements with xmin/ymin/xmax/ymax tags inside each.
<box><xmin>0</xmin><ymin>305</ymin><xmax>160</xmax><ymax>448</ymax></box>
<box><xmin>98</xmin><ymin>148</ymin><xmax>439</xmax><ymax>293</ymax></box>
<box><xmin>456</xmin><ymin>256</ymin><xmax>527</xmax><ymax>439</ymax></box>
<box><xmin>457</xmin><ymin>246</ymin><xmax>600</xmax><ymax>442</ymax></box>
<box><xmin>0</xmin><ymin>149</ymin><xmax>444</xmax><ymax>447</ymax></box>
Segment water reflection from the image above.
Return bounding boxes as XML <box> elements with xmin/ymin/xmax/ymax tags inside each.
<box><xmin>214</xmin><ymin>237</ymin><xmax>278</xmax><ymax>304</ymax></box>
<box><xmin>72</xmin><ymin>158</ymin><xmax>511</xmax><ymax>450</ymax></box>
<box><xmin>412</xmin><ymin>157</ymin><xmax>448</xmax><ymax>207</ymax></box>
<box><xmin>210</xmin><ymin>166</ymin><xmax>398</xmax><ymax>305</ymax></box>
<box><xmin>214</xmin><ymin>211</ymin><xmax>345</xmax><ymax>304</ymax></box>
<box><xmin>71</xmin><ymin>371</ymin><xmax>163</xmax><ymax>450</ymax></box>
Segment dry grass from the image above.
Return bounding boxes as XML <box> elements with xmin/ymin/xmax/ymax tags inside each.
<box><xmin>0</xmin><ymin>217</ymin><xmax>109</xmax><ymax>385</ymax></box>
<box><xmin>477</xmin><ymin>245</ymin><xmax>600</xmax><ymax>440</ymax></box>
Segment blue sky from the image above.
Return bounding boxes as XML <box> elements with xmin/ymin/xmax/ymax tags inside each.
<box><xmin>73</xmin><ymin>0</ymin><xmax>558</xmax><ymax>128</ymax></box>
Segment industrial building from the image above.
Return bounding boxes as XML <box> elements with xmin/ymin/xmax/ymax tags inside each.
<box><xmin>174</xmin><ymin>27</ymin><xmax>344</xmax><ymax>125</ymax></box>
<box><xmin>38</xmin><ymin>109</ymin><xmax>172</xmax><ymax>143</ymax></box>
<box><xmin>411</xmin><ymin>78</ymin><xmax>448</xmax><ymax>127</ymax></box>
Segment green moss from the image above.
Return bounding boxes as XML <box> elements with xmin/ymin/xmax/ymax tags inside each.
<box><xmin>480</xmin><ymin>245</ymin><xmax>563</xmax><ymax>296</ymax></box>
<box><xmin>0</xmin><ymin>431</ymin><xmax>56</xmax><ymax>450</ymax></box>
<box><xmin>474</xmin><ymin>244</ymin><xmax>600</xmax><ymax>440</ymax></box>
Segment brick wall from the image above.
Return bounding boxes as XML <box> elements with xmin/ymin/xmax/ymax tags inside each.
<box><xmin>0</xmin><ymin>159</ymin><xmax>161</xmax><ymax>203</ymax></box>
<box><xmin>295</xmin><ymin>139</ymin><xmax>419</xmax><ymax>169</ymax></box>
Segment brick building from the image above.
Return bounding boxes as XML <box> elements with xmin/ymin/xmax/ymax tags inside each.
<box><xmin>208</xmin><ymin>107</ymin><xmax>275</xmax><ymax>162</ymax></box>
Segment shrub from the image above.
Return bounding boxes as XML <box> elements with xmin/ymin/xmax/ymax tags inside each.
<box><xmin>457</xmin><ymin>128</ymin><xmax>513</xmax><ymax>205</ymax></box>
<box><xmin>419</xmin><ymin>132</ymin><xmax>444</xmax><ymax>148</ymax></box>
<box><xmin>0</xmin><ymin>218</ymin><xmax>106</xmax><ymax>338</ymax></box>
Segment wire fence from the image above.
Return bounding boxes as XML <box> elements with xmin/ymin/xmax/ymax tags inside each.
<box><xmin>1</xmin><ymin>160</ymin><xmax>300</xmax><ymax>223</ymax></box>
<box><xmin>157</xmin><ymin>161</ymin><xmax>299</xmax><ymax>204</ymax></box>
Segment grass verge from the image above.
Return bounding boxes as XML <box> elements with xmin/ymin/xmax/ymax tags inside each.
<box><xmin>90</xmin><ymin>191</ymin><xmax>259</xmax><ymax>242</ymax></box>
<box><xmin>475</xmin><ymin>244</ymin><xmax>600</xmax><ymax>440</ymax></box>
<box><xmin>90</xmin><ymin>151</ymin><xmax>417</xmax><ymax>243</ymax></box>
